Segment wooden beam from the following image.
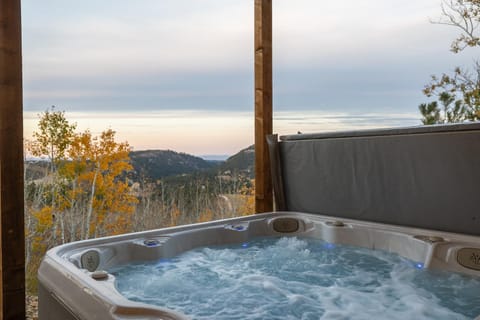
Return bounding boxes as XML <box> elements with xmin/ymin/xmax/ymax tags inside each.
<box><xmin>0</xmin><ymin>0</ymin><xmax>25</xmax><ymax>319</ymax></box>
<box><xmin>254</xmin><ymin>0</ymin><xmax>273</xmax><ymax>213</ymax></box>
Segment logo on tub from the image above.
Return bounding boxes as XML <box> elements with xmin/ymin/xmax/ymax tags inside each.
<box><xmin>471</xmin><ymin>252</ymin><xmax>480</xmax><ymax>265</ymax></box>
<box><xmin>457</xmin><ymin>248</ymin><xmax>480</xmax><ymax>271</ymax></box>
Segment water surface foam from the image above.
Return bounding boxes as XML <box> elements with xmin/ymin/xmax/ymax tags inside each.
<box><xmin>110</xmin><ymin>237</ymin><xmax>480</xmax><ymax>319</ymax></box>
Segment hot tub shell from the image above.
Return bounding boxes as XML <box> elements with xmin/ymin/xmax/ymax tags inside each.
<box><xmin>38</xmin><ymin>211</ymin><xmax>480</xmax><ymax>320</ymax></box>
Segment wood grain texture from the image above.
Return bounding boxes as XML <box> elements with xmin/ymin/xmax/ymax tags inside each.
<box><xmin>254</xmin><ymin>0</ymin><xmax>273</xmax><ymax>213</ymax></box>
<box><xmin>0</xmin><ymin>0</ymin><xmax>25</xmax><ymax>319</ymax></box>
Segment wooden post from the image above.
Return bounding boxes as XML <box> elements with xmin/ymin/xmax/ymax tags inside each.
<box><xmin>254</xmin><ymin>0</ymin><xmax>273</xmax><ymax>213</ymax></box>
<box><xmin>0</xmin><ymin>0</ymin><xmax>25</xmax><ymax>319</ymax></box>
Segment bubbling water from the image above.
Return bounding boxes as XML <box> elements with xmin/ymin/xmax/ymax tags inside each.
<box><xmin>109</xmin><ymin>237</ymin><xmax>480</xmax><ymax>319</ymax></box>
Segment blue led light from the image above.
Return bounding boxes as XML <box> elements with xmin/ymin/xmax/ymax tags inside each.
<box><xmin>144</xmin><ymin>239</ymin><xmax>160</xmax><ymax>247</ymax></box>
<box><xmin>323</xmin><ymin>243</ymin><xmax>335</xmax><ymax>250</ymax></box>
<box><xmin>155</xmin><ymin>258</ymin><xmax>172</xmax><ymax>268</ymax></box>
<box><xmin>415</xmin><ymin>262</ymin><xmax>424</xmax><ymax>269</ymax></box>
<box><xmin>241</xmin><ymin>243</ymin><xmax>249</xmax><ymax>248</ymax></box>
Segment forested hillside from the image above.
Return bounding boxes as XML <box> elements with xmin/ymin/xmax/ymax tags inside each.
<box><xmin>26</xmin><ymin>147</ymin><xmax>254</xmax><ymax>183</ymax></box>
<box><xmin>129</xmin><ymin>150</ymin><xmax>217</xmax><ymax>180</ymax></box>
<box><xmin>220</xmin><ymin>145</ymin><xmax>254</xmax><ymax>178</ymax></box>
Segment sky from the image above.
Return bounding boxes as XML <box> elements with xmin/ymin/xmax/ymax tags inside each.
<box><xmin>21</xmin><ymin>0</ymin><xmax>478</xmax><ymax>156</ymax></box>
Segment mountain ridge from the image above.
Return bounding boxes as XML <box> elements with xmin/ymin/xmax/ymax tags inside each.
<box><xmin>129</xmin><ymin>149</ymin><xmax>216</xmax><ymax>181</ymax></box>
<box><xmin>25</xmin><ymin>146</ymin><xmax>255</xmax><ymax>182</ymax></box>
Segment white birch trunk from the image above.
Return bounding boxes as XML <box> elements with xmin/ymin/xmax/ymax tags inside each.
<box><xmin>85</xmin><ymin>166</ymin><xmax>99</xmax><ymax>240</ymax></box>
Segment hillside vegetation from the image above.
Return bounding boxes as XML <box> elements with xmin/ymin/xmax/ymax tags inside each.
<box><xmin>220</xmin><ymin>145</ymin><xmax>254</xmax><ymax>178</ymax></box>
<box><xmin>26</xmin><ymin>147</ymin><xmax>254</xmax><ymax>183</ymax></box>
<box><xmin>129</xmin><ymin>150</ymin><xmax>217</xmax><ymax>180</ymax></box>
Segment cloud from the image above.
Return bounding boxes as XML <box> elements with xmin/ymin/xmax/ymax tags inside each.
<box><xmin>273</xmin><ymin>110</ymin><xmax>420</xmax><ymax>136</ymax></box>
<box><xmin>272</xmin><ymin>0</ymin><xmax>473</xmax><ymax>70</ymax></box>
<box><xmin>21</xmin><ymin>0</ymin><xmax>478</xmax><ymax>117</ymax></box>
<box><xmin>22</xmin><ymin>0</ymin><xmax>253</xmax><ymax>78</ymax></box>
<box><xmin>23</xmin><ymin>70</ymin><xmax>254</xmax><ymax>111</ymax></box>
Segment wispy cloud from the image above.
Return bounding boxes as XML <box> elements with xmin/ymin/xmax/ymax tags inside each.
<box><xmin>22</xmin><ymin>0</ymin><xmax>253</xmax><ymax>78</ymax></box>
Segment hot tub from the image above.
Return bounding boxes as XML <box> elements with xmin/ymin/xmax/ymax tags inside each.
<box><xmin>38</xmin><ymin>211</ymin><xmax>480</xmax><ymax>320</ymax></box>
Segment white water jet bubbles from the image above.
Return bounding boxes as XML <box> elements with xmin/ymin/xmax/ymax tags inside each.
<box><xmin>109</xmin><ymin>237</ymin><xmax>479</xmax><ymax>320</ymax></box>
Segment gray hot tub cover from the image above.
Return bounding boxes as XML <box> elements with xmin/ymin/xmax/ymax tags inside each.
<box><xmin>268</xmin><ymin>122</ymin><xmax>480</xmax><ymax>235</ymax></box>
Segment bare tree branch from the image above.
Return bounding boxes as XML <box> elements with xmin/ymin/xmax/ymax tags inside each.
<box><xmin>432</xmin><ymin>0</ymin><xmax>480</xmax><ymax>52</ymax></box>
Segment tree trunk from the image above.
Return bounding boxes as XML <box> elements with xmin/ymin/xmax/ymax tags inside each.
<box><xmin>59</xmin><ymin>211</ymin><xmax>65</xmax><ymax>244</ymax></box>
<box><xmin>51</xmin><ymin>184</ymin><xmax>58</xmax><ymax>245</ymax></box>
<box><xmin>68</xmin><ymin>180</ymin><xmax>78</xmax><ymax>242</ymax></box>
<box><xmin>85</xmin><ymin>167</ymin><xmax>99</xmax><ymax>240</ymax></box>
